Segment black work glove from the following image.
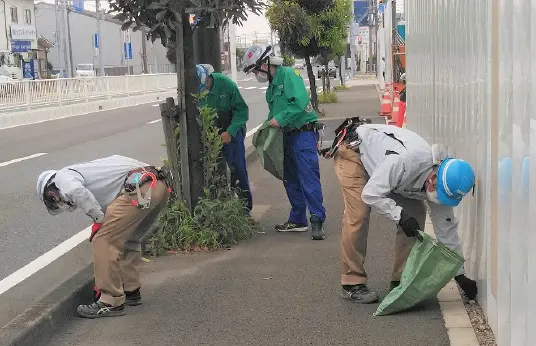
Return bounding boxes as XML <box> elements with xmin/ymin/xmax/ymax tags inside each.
<box><xmin>398</xmin><ymin>210</ymin><xmax>423</xmax><ymax>241</ymax></box>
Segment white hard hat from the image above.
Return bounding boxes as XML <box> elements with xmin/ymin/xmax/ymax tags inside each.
<box><xmin>242</xmin><ymin>44</ymin><xmax>283</xmax><ymax>74</ymax></box>
<box><xmin>36</xmin><ymin>170</ymin><xmax>57</xmax><ymax>201</ymax></box>
<box><xmin>196</xmin><ymin>64</ymin><xmax>214</xmax><ymax>92</ymax></box>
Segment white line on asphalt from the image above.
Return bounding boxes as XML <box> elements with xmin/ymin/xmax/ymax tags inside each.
<box><xmin>0</xmin><ymin>226</ymin><xmax>90</xmax><ymax>296</ymax></box>
<box><xmin>0</xmin><ymin>153</ymin><xmax>47</xmax><ymax>168</ymax></box>
<box><xmin>244</xmin><ymin>87</ymin><xmax>257</xmax><ymax>90</ymax></box>
<box><xmin>260</xmin><ymin>87</ymin><xmax>268</xmax><ymax>90</ymax></box>
<box><xmin>245</xmin><ymin>124</ymin><xmax>262</xmax><ymax>138</ymax></box>
<box><xmin>238</xmin><ymin>86</ymin><xmax>244</xmax><ymax>89</ymax></box>
<box><xmin>152</xmin><ymin>104</ymin><xmax>160</xmax><ymax>107</ymax></box>
<box><xmin>147</xmin><ymin>119</ymin><xmax>162</xmax><ymax>124</ymax></box>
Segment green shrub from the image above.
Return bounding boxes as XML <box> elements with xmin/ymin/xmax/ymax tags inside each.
<box><xmin>149</xmin><ymin>98</ymin><xmax>257</xmax><ymax>255</ymax></box>
<box><xmin>333</xmin><ymin>85</ymin><xmax>349</xmax><ymax>91</ymax></box>
<box><xmin>318</xmin><ymin>92</ymin><xmax>338</xmax><ymax>104</ymax></box>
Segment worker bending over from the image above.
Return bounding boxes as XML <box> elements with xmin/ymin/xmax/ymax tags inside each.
<box><xmin>36</xmin><ymin>155</ymin><xmax>170</xmax><ymax>318</ymax></box>
<box><xmin>242</xmin><ymin>44</ymin><xmax>327</xmax><ymax>240</ymax></box>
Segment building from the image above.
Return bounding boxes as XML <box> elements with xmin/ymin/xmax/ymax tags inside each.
<box><xmin>34</xmin><ymin>2</ymin><xmax>172</xmax><ymax>77</ymax></box>
<box><xmin>0</xmin><ymin>0</ymin><xmax>39</xmax><ymax>79</ymax></box>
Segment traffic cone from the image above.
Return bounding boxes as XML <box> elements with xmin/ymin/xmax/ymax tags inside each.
<box><xmin>379</xmin><ymin>88</ymin><xmax>393</xmax><ymax>117</ymax></box>
<box><xmin>396</xmin><ymin>101</ymin><xmax>406</xmax><ymax>128</ymax></box>
<box><xmin>388</xmin><ymin>93</ymin><xmax>400</xmax><ymax>124</ymax></box>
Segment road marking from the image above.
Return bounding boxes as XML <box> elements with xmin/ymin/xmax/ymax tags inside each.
<box><xmin>0</xmin><ymin>226</ymin><xmax>90</xmax><ymax>296</ymax></box>
<box><xmin>239</xmin><ymin>78</ymin><xmax>253</xmax><ymax>82</ymax></box>
<box><xmin>147</xmin><ymin>119</ymin><xmax>162</xmax><ymax>124</ymax></box>
<box><xmin>260</xmin><ymin>86</ymin><xmax>268</xmax><ymax>90</ymax></box>
<box><xmin>0</xmin><ymin>153</ymin><xmax>47</xmax><ymax>168</ymax></box>
<box><xmin>245</xmin><ymin>124</ymin><xmax>262</xmax><ymax>138</ymax></box>
<box><xmin>238</xmin><ymin>86</ymin><xmax>244</xmax><ymax>89</ymax></box>
<box><xmin>244</xmin><ymin>87</ymin><xmax>257</xmax><ymax>90</ymax></box>
<box><xmin>151</xmin><ymin>104</ymin><xmax>160</xmax><ymax>107</ymax></box>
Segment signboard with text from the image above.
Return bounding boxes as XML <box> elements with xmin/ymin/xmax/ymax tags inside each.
<box><xmin>11</xmin><ymin>40</ymin><xmax>31</xmax><ymax>53</ymax></box>
<box><xmin>10</xmin><ymin>24</ymin><xmax>37</xmax><ymax>40</ymax></box>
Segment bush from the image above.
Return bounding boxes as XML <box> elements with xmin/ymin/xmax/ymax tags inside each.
<box><xmin>148</xmin><ymin>100</ymin><xmax>257</xmax><ymax>255</ymax></box>
<box><xmin>333</xmin><ymin>85</ymin><xmax>349</xmax><ymax>91</ymax></box>
<box><xmin>318</xmin><ymin>92</ymin><xmax>338</xmax><ymax>104</ymax></box>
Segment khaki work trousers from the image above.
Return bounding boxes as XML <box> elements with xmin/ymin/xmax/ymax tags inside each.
<box><xmin>334</xmin><ymin>145</ymin><xmax>426</xmax><ymax>285</ymax></box>
<box><xmin>92</xmin><ymin>181</ymin><xmax>169</xmax><ymax>306</ymax></box>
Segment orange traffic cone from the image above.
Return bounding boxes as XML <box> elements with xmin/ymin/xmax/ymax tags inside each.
<box><xmin>379</xmin><ymin>89</ymin><xmax>393</xmax><ymax>117</ymax></box>
<box><xmin>396</xmin><ymin>101</ymin><xmax>406</xmax><ymax>128</ymax></box>
<box><xmin>388</xmin><ymin>93</ymin><xmax>400</xmax><ymax>125</ymax></box>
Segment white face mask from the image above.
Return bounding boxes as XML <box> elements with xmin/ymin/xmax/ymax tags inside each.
<box><xmin>255</xmin><ymin>71</ymin><xmax>269</xmax><ymax>83</ymax></box>
<box><xmin>426</xmin><ymin>189</ymin><xmax>441</xmax><ymax>204</ymax></box>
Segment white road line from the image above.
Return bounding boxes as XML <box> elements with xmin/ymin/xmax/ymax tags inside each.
<box><xmin>0</xmin><ymin>153</ymin><xmax>47</xmax><ymax>168</ymax></box>
<box><xmin>0</xmin><ymin>226</ymin><xmax>90</xmax><ymax>296</ymax></box>
<box><xmin>151</xmin><ymin>104</ymin><xmax>160</xmax><ymax>107</ymax></box>
<box><xmin>244</xmin><ymin>87</ymin><xmax>257</xmax><ymax>90</ymax></box>
<box><xmin>245</xmin><ymin>124</ymin><xmax>262</xmax><ymax>138</ymax></box>
<box><xmin>238</xmin><ymin>86</ymin><xmax>244</xmax><ymax>89</ymax></box>
<box><xmin>147</xmin><ymin>119</ymin><xmax>162</xmax><ymax>124</ymax></box>
<box><xmin>260</xmin><ymin>86</ymin><xmax>268</xmax><ymax>90</ymax></box>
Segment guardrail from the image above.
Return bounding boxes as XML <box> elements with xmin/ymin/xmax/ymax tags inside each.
<box><xmin>0</xmin><ymin>73</ymin><xmax>177</xmax><ymax>112</ymax></box>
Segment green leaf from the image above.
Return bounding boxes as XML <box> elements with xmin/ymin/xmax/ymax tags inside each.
<box><xmin>156</xmin><ymin>9</ymin><xmax>168</xmax><ymax>21</ymax></box>
<box><xmin>121</xmin><ymin>21</ymin><xmax>132</xmax><ymax>31</ymax></box>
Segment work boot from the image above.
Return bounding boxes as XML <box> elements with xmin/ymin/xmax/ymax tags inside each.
<box><xmin>341</xmin><ymin>284</ymin><xmax>379</xmax><ymax>304</ymax></box>
<box><xmin>77</xmin><ymin>301</ymin><xmax>125</xmax><ymax>319</ymax></box>
<box><xmin>390</xmin><ymin>281</ymin><xmax>400</xmax><ymax>291</ymax></box>
<box><xmin>275</xmin><ymin>222</ymin><xmax>308</xmax><ymax>232</ymax></box>
<box><xmin>310</xmin><ymin>214</ymin><xmax>326</xmax><ymax>240</ymax></box>
<box><xmin>125</xmin><ymin>288</ymin><xmax>142</xmax><ymax>306</ymax></box>
<box><xmin>455</xmin><ymin>274</ymin><xmax>478</xmax><ymax>300</ymax></box>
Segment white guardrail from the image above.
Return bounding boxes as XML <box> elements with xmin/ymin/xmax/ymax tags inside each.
<box><xmin>0</xmin><ymin>73</ymin><xmax>177</xmax><ymax>129</ymax></box>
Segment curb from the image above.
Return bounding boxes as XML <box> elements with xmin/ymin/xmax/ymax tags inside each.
<box><xmin>0</xmin><ymin>134</ymin><xmax>260</xmax><ymax>346</ymax></box>
<box><xmin>424</xmin><ymin>219</ymin><xmax>479</xmax><ymax>346</ymax></box>
<box><xmin>0</xmin><ymin>266</ymin><xmax>94</xmax><ymax>346</ymax></box>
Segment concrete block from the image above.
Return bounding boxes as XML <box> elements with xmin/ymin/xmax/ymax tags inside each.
<box><xmin>446</xmin><ymin>327</ymin><xmax>480</xmax><ymax>346</ymax></box>
<box><xmin>440</xmin><ymin>301</ymin><xmax>473</xmax><ymax>328</ymax></box>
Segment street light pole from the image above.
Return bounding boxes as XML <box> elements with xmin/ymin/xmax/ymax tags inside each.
<box><xmin>96</xmin><ymin>0</ymin><xmax>104</xmax><ymax>76</ymax></box>
<box><xmin>54</xmin><ymin>0</ymin><xmax>64</xmax><ymax>77</ymax></box>
<box><xmin>229</xmin><ymin>22</ymin><xmax>237</xmax><ymax>82</ymax></box>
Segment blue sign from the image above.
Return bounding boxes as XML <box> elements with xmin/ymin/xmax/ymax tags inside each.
<box><xmin>378</xmin><ymin>3</ymin><xmax>385</xmax><ymax>13</ymax></box>
<box><xmin>353</xmin><ymin>0</ymin><xmax>369</xmax><ymax>26</ymax></box>
<box><xmin>72</xmin><ymin>0</ymin><xmax>84</xmax><ymax>13</ymax></box>
<box><xmin>11</xmin><ymin>40</ymin><xmax>31</xmax><ymax>53</ymax></box>
<box><xmin>22</xmin><ymin>59</ymin><xmax>35</xmax><ymax>80</ymax></box>
<box><xmin>94</xmin><ymin>33</ymin><xmax>99</xmax><ymax>48</ymax></box>
<box><xmin>123</xmin><ymin>42</ymin><xmax>132</xmax><ymax>60</ymax></box>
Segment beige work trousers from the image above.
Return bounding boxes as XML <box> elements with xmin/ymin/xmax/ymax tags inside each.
<box><xmin>334</xmin><ymin>145</ymin><xmax>426</xmax><ymax>285</ymax></box>
<box><xmin>92</xmin><ymin>181</ymin><xmax>169</xmax><ymax>306</ymax></box>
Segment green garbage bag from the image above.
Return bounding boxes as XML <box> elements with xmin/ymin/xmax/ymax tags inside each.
<box><xmin>374</xmin><ymin>231</ymin><xmax>464</xmax><ymax>316</ymax></box>
<box><xmin>252</xmin><ymin>121</ymin><xmax>284</xmax><ymax>181</ymax></box>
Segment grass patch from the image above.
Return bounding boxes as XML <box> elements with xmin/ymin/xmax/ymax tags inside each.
<box><xmin>333</xmin><ymin>85</ymin><xmax>349</xmax><ymax>91</ymax></box>
<box><xmin>318</xmin><ymin>92</ymin><xmax>339</xmax><ymax>104</ymax></box>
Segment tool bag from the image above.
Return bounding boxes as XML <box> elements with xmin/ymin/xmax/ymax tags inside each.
<box><xmin>319</xmin><ymin>117</ymin><xmax>372</xmax><ymax>159</ymax></box>
<box><xmin>252</xmin><ymin>120</ymin><xmax>285</xmax><ymax>180</ymax></box>
<box><xmin>374</xmin><ymin>231</ymin><xmax>464</xmax><ymax>316</ymax></box>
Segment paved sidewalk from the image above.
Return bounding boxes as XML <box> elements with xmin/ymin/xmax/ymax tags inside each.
<box><xmin>42</xmin><ymin>86</ymin><xmax>450</xmax><ymax>346</ymax></box>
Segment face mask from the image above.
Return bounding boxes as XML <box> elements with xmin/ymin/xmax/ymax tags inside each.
<box><xmin>255</xmin><ymin>71</ymin><xmax>269</xmax><ymax>83</ymax></box>
<box><xmin>426</xmin><ymin>189</ymin><xmax>441</xmax><ymax>204</ymax></box>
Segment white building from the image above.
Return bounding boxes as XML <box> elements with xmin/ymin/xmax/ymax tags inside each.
<box><xmin>0</xmin><ymin>0</ymin><xmax>38</xmax><ymax>79</ymax></box>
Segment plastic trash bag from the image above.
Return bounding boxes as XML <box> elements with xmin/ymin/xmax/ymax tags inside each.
<box><xmin>374</xmin><ymin>231</ymin><xmax>464</xmax><ymax>316</ymax></box>
<box><xmin>252</xmin><ymin>121</ymin><xmax>284</xmax><ymax>181</ymax></box>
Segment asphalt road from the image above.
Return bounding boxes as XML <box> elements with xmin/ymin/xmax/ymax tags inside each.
<box><xmin>0</xmin><ymin>73</ymin><xmax>340</xmax><ymax>281</ymax></box>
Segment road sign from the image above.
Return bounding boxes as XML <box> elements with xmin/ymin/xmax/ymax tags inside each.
<box><xmin>11</xmin><ymin>40</ymin><xmax>31</xmax><ymax>53</ymax></box>
<box><xmin>124</xmin><ymin>42</ymin><xmax>132</xmax><ymax>60</ymax></box>
<box><xmin>94</xmin><ymin>33</ymin><xmax>99</xmax><ymax>48</ymax></box>
<box><xmin>72</xmin><ymin>0</ymin><xmax>84</xmax><ymax>13</ymax></box>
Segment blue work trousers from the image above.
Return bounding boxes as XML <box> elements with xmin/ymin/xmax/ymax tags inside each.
<box><xmin>222</xmin><ymin>131</ymin><xmax>253</xmax><ymax>211</ymax></box>
<box><xmin>283</xmin><ymin>130</ymin><xmax>326</xmax><ymax>224</ymax></box>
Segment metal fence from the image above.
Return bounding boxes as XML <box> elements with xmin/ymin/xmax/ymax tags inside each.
<box><xmin>0</xmin><ymin>73</ymin><xmax>177</xmax><ymax>112</ymax></box>
<box><xmin>405</xmin><ymin>0</ymin><xmax>534</xmax><ymax>345</ymax></box>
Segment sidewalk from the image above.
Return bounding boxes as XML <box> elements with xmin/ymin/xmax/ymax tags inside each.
<box><xmin>42</xmin><ymin>86</ymin><xmax>451</xmax><ymax>346</ymax></box>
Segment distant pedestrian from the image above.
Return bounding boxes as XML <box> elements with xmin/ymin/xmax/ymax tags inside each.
<box><xmin>242</xmin><ymin>44</ymin><xmax>327</xmax><ymax>240</ymax></box>
<box><xmin>36</xmin><ymin>155</ymin><xmax>171</xmax><ymax>318</ymax></box>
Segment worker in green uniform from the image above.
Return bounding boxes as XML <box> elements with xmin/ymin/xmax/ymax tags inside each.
<box><xmin>196</xmin><ymin>64</ymin><xmax>252</xmax><ymax>211</ymax></box>
<box><xmin>242</xmin><ymin>44</ymin><xmax>327</xmax><ymax>240</ymax></box>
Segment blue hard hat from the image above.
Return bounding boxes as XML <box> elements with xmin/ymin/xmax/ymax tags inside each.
<box><xmin>436</xmin><ymin>158</ymin><xmax>476</xmax><ymax>207</ymax></box>
<box><xmin>196</xmin><ymin>64</ymin><xmax>214</xmax><ymax>93</ymax></box>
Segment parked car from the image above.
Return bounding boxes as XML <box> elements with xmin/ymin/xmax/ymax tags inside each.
<box><xmin>317</xmin><ymin>61</ymin><xmax>337</xmax><ymax>79</ymax></box>
<box><xmin>294</xmin><ymin>59</ymin><xmax>305</xmax><ymax>69</ymax></box>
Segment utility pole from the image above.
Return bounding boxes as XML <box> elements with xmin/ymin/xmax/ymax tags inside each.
<box><xmin>96</xmin><ymin>0</ymin><xmax>104</xmax><ymax>76</ymax></box>
<box><xmin>54</xmin><ymin>0</ymin><xmax>64</xmax><ymax>77</ymax></box>
<box><xmin>229</xmin><ymin>22</ymin><xmax>237</xmax><ymax>82</ymax></box>
<box><xmin>66</xmin><ymin>4</ymin><xmax>74</xmax><ymax>77</ymax></box>
<box><xmin>368</xmin><ymin>0</ymin><xmax>374</xmax><ymax>73</ymax></box>
<box><xmin>60</xmin><ymin>0</ymin><xmax>72</xmax><ymax>77</ymax></box>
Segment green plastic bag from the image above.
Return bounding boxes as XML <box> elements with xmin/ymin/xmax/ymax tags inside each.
<box><xmin>374</xmin><ymin>231</ymin><xmax>464</xmax><ymax>316</ymax></box>
<box><xmin>252</xmin><ymin>121</ymin><xmax>284</xmax><ymax>181</ymax></box>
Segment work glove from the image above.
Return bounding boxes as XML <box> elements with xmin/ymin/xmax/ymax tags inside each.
<box><xmin>89</xmin><ymin>223</ymin><xmax>103</xmax><ymax>242</ymax></box>
<box><xmin>398</xmin><ymin>210</ymin><xmax>423</xmax><ymax>241</ymax></box>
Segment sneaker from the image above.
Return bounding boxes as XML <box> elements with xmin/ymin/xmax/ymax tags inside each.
<box><xmin>125</xmin><ymin>288</ymin><xmax>142</xmax><ymax>306</ymax></box>
<box><xmin>77</xmin><ymin>301</ymin><xmax>125</xmax><ymax>319</ymax></box>
<box><xmin>340</xmin><ymin>284</ymin><xmax>379</xmax><ymax>304</ymax></box>
<box><xmin>310</xmin><ymin>215</ymin><xmax>326</xmax><ymax>240</ymax></box>
<box><xmin>275</xmin><ymin>222</ymin><xmax>308</xmax><ymax>232</ymax></box>
<box><xmin>455</xmin><ymin>274</ymin><xmax>477</xmax><ymax>300</ymax></box>
<box><xmin>390</xmin><ymin>281</ymin><xmax>400</xmax><ymax>291</ymax></box>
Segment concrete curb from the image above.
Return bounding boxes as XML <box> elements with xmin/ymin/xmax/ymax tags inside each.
<box><xmin>0</xmin><ymin>266</ymin><xmax>94</xmax><ymax>346</ymax></box>
<box><xmin>424</xmin><ymin>219</ymin><xmax>479</xmax><ymax>346</ymax></box>
<box><xmin>0</xmin><ymin>135</ymin><xmax>259</xmax><ymax>346</ymax></box>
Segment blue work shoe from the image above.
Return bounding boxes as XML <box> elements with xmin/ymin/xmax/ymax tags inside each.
<box><xmin>310</xmin><ymin>214</ymin><xmax>326</xmax><ymax>240</ymax></box>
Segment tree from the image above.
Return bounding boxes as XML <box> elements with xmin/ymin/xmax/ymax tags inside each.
<box><xmin>266</xmin><ymin>0</ymin><xmax>351</xmax><ymax>109</ymax></box>
<box><xmin>108</xmin><ymin>0</ymin><xmax>265</xmax><ymax>211</ymax></box>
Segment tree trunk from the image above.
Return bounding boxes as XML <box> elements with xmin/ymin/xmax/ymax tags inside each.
<box><xmin>325</xmin><ymin>62</ymin><xmax>331</xmax><ymax>92</ymax></box>
<box><xmin>339</xmin><ymin>62</ymin><xmax>344</xmax><ymax>86</ymax></box>
<box><xmin>193</xmin><ymin>16</ymin><xmax>222</xmax><ymax>72</ymax></box>
<box><xmin>305</xmin><ymin>55</ymin><xmax>318</xmax><ymax>111</ymax></box>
